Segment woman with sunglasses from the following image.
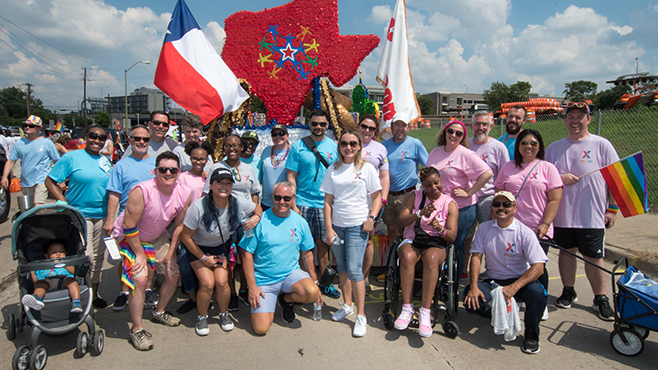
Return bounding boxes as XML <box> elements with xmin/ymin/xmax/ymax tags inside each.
<box><xmin>356</xmin><ymin>115</ymin><xmax>390</xmax><ymax>295</ymax></box>
<box><xmin>426</xmin><ymin>121</ymin><xmax>493</xmax><ymax>280</ymax></box>
<box><xmin>45</xmin><ymin>125</ymin><xmax>112</xmax><ymax>308</ymax></box>
<box><xmin>259</xmin><ymin>124</ymin><xmax>290</xmax><ymax>212</ymax></box>
<box><xmin>181</xmin><ymin>168</ymin><xmax>256</xmax><ymax>336</ymax></box>
<box><xmin>321</xmin><ymin>130</ymin><xmax>382</xmax><ymax>337</ymax></box>
<box><xmin>494</xmin><ymin>129</ymin><xmax>562</xmax><ymax>319</ymax></box>
<box><xmin>394</xmin><ymin>166</ymin><xmax>458</xmax><ymax>337</ymax></box>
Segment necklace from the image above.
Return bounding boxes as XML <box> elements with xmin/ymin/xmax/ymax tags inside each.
<box><xmin>271</xmin><ymin>145</ymin><xmax>290</xmax><ymax>169</ymax></box>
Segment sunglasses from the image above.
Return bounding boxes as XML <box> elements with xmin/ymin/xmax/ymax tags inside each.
<box><xmin>273</xmin><ymin>195</ymin><xmax>293</xmax><ymax>202</ymax></box>
<box><xmin>131</xmin><ymin>136</ymin><xmax>150</xmax><ymax>143</ymax></box>
<box><xmin>566</xmin><ymin>102</ymin><xmax>590</xmax><ymax>114</ymax></box>
<box><xmin>24</xmin><ymin>124</ymin><xmax>40</xmax><ymax>129</ymax></box>
<box><xmin>521</xmin><ymin>140</ymin><xmax>539</xmax><ymax>147</ymax></box>
<box><xmin>310</xmin><ymin>121</ymin><xmax>328</xmax><ymax>127</ymax></box>
<box><xmin>359</xmin><ymin>123</ymin><xmax>377</xmax><ymax>132</ymax></box>
<box><xmin>271</xmin><ymin>131</ymin><xmax>287</xmax><ymax>137</ymax></box>
<box><xmin>340</xmin><ymin>140</ymin><xmax>359</xmax><ymax>148</ymax></box>
<box><xmin>157</xmin><ymin>167</ymin><xmax>180</xmax><ymax>174</ymax></box>
<box><xmin>151</xmin><ymin>120</ymin><xmax>169</xmax><ymax>127</ymax></box>
<box><xmin>446</xmin><ymin>128</ymin><xmax>464</xmax><ymax>137</ymax></box>
<box><xmin>492</xmin><ymin>201</ymin><xmax>514</xmax><ymax>208</ymax></box>
<box><xmin>243</xmin><ymin>141</ymin><xmax>258</xmax><ymax>148</ymax></box>
<box><xmin>87</xmin><ymin>132</ymin><xmax>108</xmax><ymax>141</ymax></box>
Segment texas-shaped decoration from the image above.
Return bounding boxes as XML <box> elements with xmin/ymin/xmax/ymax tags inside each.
<box><xmin>222</xmin><ymin>0</ymin><xmax>379</xmax><ymax>125</ymax></box>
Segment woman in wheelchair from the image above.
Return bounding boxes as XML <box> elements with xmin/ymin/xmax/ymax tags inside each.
<box><xmin>394</xmin><ymin>166</ymin><xmax>458</xmax><ymax>337</ymax></box>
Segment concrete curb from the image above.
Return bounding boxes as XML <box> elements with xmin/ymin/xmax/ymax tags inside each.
<box><xmin>605</xmin><ymin>242</ymin><xmax>658</xmax><ymax>279</ymax></box>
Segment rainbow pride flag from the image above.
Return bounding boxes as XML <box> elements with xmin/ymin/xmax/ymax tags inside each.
<box><xmin>600</xmin><ymin>151</ymin><xmax>648</xmax><ymax>217</ymax></box>
<box><xmin>54</xmin><ymin>120</ymin><xmax>63</xmax><ymax>132</ymax></box>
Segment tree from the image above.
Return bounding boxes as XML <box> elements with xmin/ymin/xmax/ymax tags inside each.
<box><xmin>594</xmin><ymin>85</ymin><xmax>632</xmax><ymax>110</ymax></box>
<box><xmin>0</xmin><ymin>86</ymin><xmax>57</xmax><ymax>126</ymax></box>
<box><xmin>417</xmin><ymin>93</ymin><xmax>435</xmax><ymax>115</ymax></box>
<box><xmin>563</xmin><ymin>80</ymin><xmax>598</xmax><ymax>101</ymax></box>
<box><xmin>249</xmin><ymin>95</ymin><xmax>267</xmax><ymax>113</ymax></box>
<box><xmin>482</xmin><ymin>81</ymin><xmax>533</xmax><ymax>112</ymax></box>
<box><xmin>94</xmin><ymin>112</ymin><xmax>110</xmax><ymax>127</ymax></box>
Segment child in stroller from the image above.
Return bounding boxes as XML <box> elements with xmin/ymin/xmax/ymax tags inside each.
<box><xmin>21</xmin><ymin>239</ymin><xmax>83</xmax><ymax>314</ymax></box>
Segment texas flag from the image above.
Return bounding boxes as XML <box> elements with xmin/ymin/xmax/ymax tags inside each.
<box><xmin>154</xmin><ymin>0</ymin><xmax>249</xmax><ymax>125</ymax></box>
<box><xmin>375</xmin><ymin>0</ymin><xmax>420</xmax><ymax>140</ymax></box>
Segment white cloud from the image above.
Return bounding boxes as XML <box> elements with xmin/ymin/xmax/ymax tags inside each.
<box><xmin>205</xmin><ymin>21</ymin><xmax>226</xmax><ymax>54</ymax></box>
<box><xmin>369</xmin><ymin>5</ymin><xmax>391</xmax><ymax>24</ymax></box>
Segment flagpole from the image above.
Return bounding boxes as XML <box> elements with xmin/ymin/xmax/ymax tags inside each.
<box><xmin>577</xmin><ymin>150</ymin><xmax>644</xmax><ymax>180</ymax></box>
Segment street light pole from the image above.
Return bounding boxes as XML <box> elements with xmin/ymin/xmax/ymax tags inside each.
<box><xmin>125</xmin><ymin>60</ymin><xmax>151</xmax><ymax>131</ymax></box>
<box><xmin>463</xmin><ymin>84</ymin><xmax>469</xmax><ymax>119</ymax></box>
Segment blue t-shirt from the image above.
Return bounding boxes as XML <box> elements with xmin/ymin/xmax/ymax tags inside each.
<box><xmin>239</xmin><ymin>209</ymin><xmax>314</xmax><ymax>286</ymax></box>
<box><xmin>48</xmin><ymin>150</ymin><xmax>110</xmax><ymax>219</ymax></box>
<box><xmin>497</xmin><ymin>134</ymin><xmax>516</xmax><ymax>160</ymax></box>
<box><xmin>8</xmin><ymin>137</ymin><xmax>60</xmax><ymax>187</ymax></box>
<box><xmin>241</xmin><ymin>154</ymin><xmax>261</xmax><ymax>180</ymax></box>
<box><xmin>35</xmin><ymin>267</ymin><xmax>73</xmax><ymax>280</ymax></box>
<box><xmin>106</xmin><ymin>156</ymin><xmax>156</xmax><ymax>213</ymax></box>
<box><xmin>259</xmin><ymin>145</ymin><xmax>290</xmax><ymax>208</ymax></box>
<box><xmin>285</xmin><ymin>137</ymin><xmax>338</xmax><ymax>208</ymax></box>
<box><xmin>382</xmin><ymin>137</ymin><xmax>429</xmax><ymax>192</ymax></box>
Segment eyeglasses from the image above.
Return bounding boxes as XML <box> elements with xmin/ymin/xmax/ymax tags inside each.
<box><xmin>190</xmin><ymin>156</ymin><xmax>207</xmax><ymax>162</ymax></box>
<box><xmin>340</xmin><ymin>141</ymin><xmax>359</xmax><ymax>148</ymax></box>
<box><xmin>157</xmin><ymin>167</ymin><xmax>180</xmax><ymax>174</ymax></box>
<box><xmin>310</xmin><ymin>121</ymin><xmax>328</xmax><ymax>127</ymax></box>
<box><xmin>492</xmin><ymin>201</ymin><xmax>514</xmax><ymax>208</ymax></box>
<box><xmin>224</xmin><ymin>144</ymin><xmax>242</xmax><ymax>150</ymax></box>
<box><xmin>273</xmin><ymin>195</ymin><xmax>293</xmax><ymax>202</ymax></box>
<box><xmin>151</xmin><ymin>120</ymin><xmax>169</xmax><ymax>127</ymax></box>
<box><xmin>446</xmin><ymin>128</ymin><xmax>464</xmax><ymax>137</ymax></box>
<box><xmin>521</xmin><ymin>140</ymin><xmax>539</xmax><ymax>147</ymax></box>
<box><xmin>359</xmin><ymin>123</ymin><xmax>377</xmax><ymax>132</ymax></box>
<box><xmin>131</xmin><ymin>136</ymin><xmax>150</xmax><ymax>143</ymax></box>
<box><xmin>566</xmin><ymin>102</ymin><xmax>590</xmax><ymax>114</ymax></box>
<box><xmin>87</xmin><ymin>132</ymin><xmax>108</xmax><ymax>141</ymax></box>
<box><xmin>271</xmin><ymin>131</ymin><xmax>287</xmax><ymax>137</ymax></box>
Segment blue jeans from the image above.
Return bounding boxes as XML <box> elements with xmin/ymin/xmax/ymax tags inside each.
<box><xmin>177</xmin><ymin>243</ymin><xmax>197</xmax><ymax>294</ymax></box>
<box><xmin>331</xmin><ymin>225</ymin><xmax>368</xmax><ymax>282</ymax></box>
<box><xmin>456</xmin><ymin>204</ymin><xmax>477</xmax><ymax>276</ymax></box>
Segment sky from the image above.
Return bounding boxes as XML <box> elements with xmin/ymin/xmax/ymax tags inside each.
<box><xmin>0</xmin><ymin>0</ymin><xmax>656</xmax><ymax>113</ymax></box>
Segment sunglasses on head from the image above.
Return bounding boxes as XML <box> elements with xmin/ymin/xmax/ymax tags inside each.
<box><xmin>446</xmin><ymin>128</ymin><xmax>464</xmax><ymax>137</ymax></box>
<box><xmin>521</xmin><ymin>140</ymin><xmax>539</xmax><ymax>147</ymax></box>
<box><xmin>273</xmin><ymin>195</ymin><xmax>293</xmax><ymax>202</ymax></box>
<box><xmin>157</xmin><ymin>167</ymin><xmax>180</xmax><ymax>174</ymax></box>
<box><xmin>359</xmin><ymin>123</ymin><xmax>377</xmax><ymax>132</ymax></box>
<box><xmin>310</xmin><ymin>121</ymin><xmax>327</xmax><ymax>127</ymax></box>
<box><xmin>271</xmin><ymin>131</ymin><xmax>287</xmax><ymax>137</ymax></box>
<box><xmin>87</xmin><ymin>132</ymin><xmax>108</xmax><ymax>141</ymax></box>
<box><xmin>492</xmin><ymin>201</ymin><xmax>514</xmax><ymax>208</ymax></box>
<box><xmin>131</xmin><ymin>136</ymin><xmax>150</xmax><ymax>143</ymax></box>
<box><xmin>340</xmin><ymin>140</ymin><xmax>359</xmax><ymax>148</ymax></box>
<box><xmin>566</xmin><ymin>102</ymin><xmax>590</xmax><ymax>114</ymax></box>
<box><xmin>151</xmin><ymin>120</ymin><xmax>169</xmax><ymax>127</ymax></box>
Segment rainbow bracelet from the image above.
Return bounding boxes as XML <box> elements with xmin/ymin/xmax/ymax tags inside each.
<box><xmin>124</xmin><ymin>227</ymin><xmax>139</xmax><ymax>238</ymax></box>
<box><xmin>607</xmin><ymin>205</ymin><xmax>619</xmax><ymax>214</ymax></box>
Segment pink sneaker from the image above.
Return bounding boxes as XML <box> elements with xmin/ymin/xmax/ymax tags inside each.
<box><xmin>394</xmin><ymin>304</ymin><xmax>414</xmax><ymax>330</ymax></box>
<box><xmin>418</xmin><ymin>307</ymin><xmax>432</xmax><ymax>338</ymax></box>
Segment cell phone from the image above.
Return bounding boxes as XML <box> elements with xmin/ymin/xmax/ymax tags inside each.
<box><xmin>215</xmin><ymin>255</ymin><xmax>226</xmax><ymax>266</ymax></box>
<box><xmin>104</xmin><ymin>236</ymin><xmax>121</xmax><ymax>260</ymax></box>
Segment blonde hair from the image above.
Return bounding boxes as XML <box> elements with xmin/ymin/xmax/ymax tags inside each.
<box><xmin>334</xmin><ymin>131</ymin><xmax>364</xmax><ymax>171</ymax></box>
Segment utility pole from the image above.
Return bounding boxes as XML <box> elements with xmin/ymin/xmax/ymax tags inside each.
<box><xmin>107</xmin><ymin>94</ymin><xmax>111</xmax><ymax>115</ymax></box>
<box><xmin>25</xmin><ymin>83</ymin><xmax>33</xmax><ymax>116</ymax></box>
<box><xmin>83</xmin><ymin>67</ymin><xmax>88</xmax><ymax>127</ymax></box>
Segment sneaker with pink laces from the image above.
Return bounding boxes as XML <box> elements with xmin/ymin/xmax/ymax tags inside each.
<box><xmin>418</xmin><ymin>307</ymin><xmax>433</xmax><ymax>338</ymax></box>
<box><xmin>394</xmin><ymin>304</ymin><xmax>414</xmax><ymax>330</ymax></box>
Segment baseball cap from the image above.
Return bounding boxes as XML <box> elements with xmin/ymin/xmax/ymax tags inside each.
<box><xmin>23</xmin><ymin>115</ymin><xmax>43</xmax><ymax>126</ymax></box>
<box><xmin>492</xmin><ymin>191</ymin><xmax>516</xmax><ymax>204</ymax></box>
<box><xmin>271</xmin><ymin>124</ymin><xmax>288</xmax><ymax>135</ymax></box>
<box><xmin>210</xmin><ymin>168</ymin><xmax>234</xmax><ymax>184</ymax></box>
<box><xmin>241</xmin><ymin>131</ymin><xmax>260</xmax><ymax>143</ymax></box>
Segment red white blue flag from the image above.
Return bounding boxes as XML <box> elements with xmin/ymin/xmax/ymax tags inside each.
<box><xmin>154</xmin><ymin>0</ymin><xmax>249</xmax><ymax>125</ymax></box>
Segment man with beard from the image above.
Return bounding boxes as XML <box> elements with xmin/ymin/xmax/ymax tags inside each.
<box><xmin>463</xmin><ymin>111</ymin><xmax>510</xmax><ymax>278</ymax></box>
<box><xmin>498</xmin><ymin>105</ymin><xmax>526</xmax><ymax>160</ymax></box>
<box><xmin>463</xmin><ymin>191</ymin><xmax>548</xmax><ymax>354</ymax></box>
<box><xmin>122</xmin><ymin>110</ymin><xmax>178</xmax><ymax>159</ymax></box>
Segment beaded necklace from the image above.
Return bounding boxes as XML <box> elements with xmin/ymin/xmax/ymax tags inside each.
<box><xmin>271</xmin><ymin>144</ymin><xmax>290</xmax><ymax>169</ymax></box>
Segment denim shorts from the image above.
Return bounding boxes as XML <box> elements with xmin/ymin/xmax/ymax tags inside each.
<box><xmin>250</xmin><ymin>269</ymin><xmax>310</xmax><ymax>314</ymax></box>
<box><xmin>331</xmin><ymin>225</ymin><xmax>369</xmax><ymax>281</ymax></box>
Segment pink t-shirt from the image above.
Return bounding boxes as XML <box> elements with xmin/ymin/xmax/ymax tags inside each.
<box><xmin>403</xmin><ymin>190</ymin><xmax>456</xmax><ymax>239</ymax></box>
<box><xmin>427</xmin><ymin>145</ymin><xmax>491</xmax><ymax>208</ymax></box>
<box><xmin>494</xmin><ymin>159</ymin><xmax>563</xmax><ymax>238</ymax></box>
<box><xmin>546</xmin><ymin>135</ymin><xmax>619</xmax><ymax>229</ymax></box>
<box><xmin>178</xmin><ymin>171</ymin><xmax>205</xmax><ymax>202</ymax></box>
<box><xmin>113</xmin><ymin>178</ymin><xmax>192</xmax><ymax>242</ymax></box>
<box><xmin>468</xmin><ymin>138</ymin><xmax>510</xmax><ymax>197</ymax></box>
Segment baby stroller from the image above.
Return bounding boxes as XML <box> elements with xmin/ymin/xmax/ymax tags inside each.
<box><xmin>382</xmin><ymin>237</ymin><xmax>460</xmax><ymax>338</ymax></box>
<box><xmin>6</xmin><ymin>203</ymin><xmax>104</xmax><ymax>370</ymax></box>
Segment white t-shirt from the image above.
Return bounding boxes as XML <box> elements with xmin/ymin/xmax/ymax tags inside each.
<box><xmin>468</xmin><ymin>137</ymin><xmax>510</xmax><ymax>197</ymax></box>
<box><xmin>320</xmin><ymin>162</ymin><xmax>382</xmax><ymax>228</ymax></box>
<box><xmin>545</xmin><ymin>134</ymin><xmax>619</xmax><ymax>229</ymax></box>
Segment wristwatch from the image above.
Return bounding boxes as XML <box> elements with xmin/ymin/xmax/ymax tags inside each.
<box><xmin>369</xmin><ymin>215</ymin><xmax>376</xmax><ymax>220</ymax></box>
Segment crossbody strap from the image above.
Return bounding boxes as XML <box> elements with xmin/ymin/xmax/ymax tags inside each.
<box><xmin>302</xmin><ymin>136</ymin><xmax>330</xmax><ymax>168</ymax></box>
<box><xmin>516</xmin><ymin>160</ymin><xmax>542</xmax><ymax>199</ymax></box>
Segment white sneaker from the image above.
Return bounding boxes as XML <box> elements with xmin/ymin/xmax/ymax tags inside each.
<box><xmin>332</xmin><ymin>303</ymin><xmax>354</xmax><ymax>322</ymax></box>
<box><xmin>195</xmin><ymin>316</ymin><xmax>209</xmax><ymax>336</ymax></box>
<box><xmin>220</xmin><ymin>313</ymin><xmax>234</xmax><ymax>331</ymax></box>
<box><xmin>541</xmin><ymin>306</ymin><xmax>549</xmax><ymax>321</ymax></box>
<box><xmin>353</xmin><ymin>315</ymin><xmax>367</xmax><ymax>337</ymax></box>
<box><xmin>22</xmin><ymin>294</ymin><xmax>45</xmax><ymax>311</ymax></box>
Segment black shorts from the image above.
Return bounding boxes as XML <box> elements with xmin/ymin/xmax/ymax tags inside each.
<box><xmin>186</xmin><ymin>240</ymin><xmax>232</xmax><ymax>263</ymax></box>
<box><xmin>553</xmin><ymin>227</ymin><xmax>605</xmax><ymax>259</ymax></box>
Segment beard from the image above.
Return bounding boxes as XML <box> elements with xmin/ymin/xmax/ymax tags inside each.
<box><xmin>506</xmin><ymin>125</ymin><xmax>521</xmax><ymax>135</ymax></box>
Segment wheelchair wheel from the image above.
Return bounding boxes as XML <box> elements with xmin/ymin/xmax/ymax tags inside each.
<box><xmin>443</xmin><ymin>321</ymin><xmax>460</xmax><ymax>339</ymax></box>
<box><xmin>383</xmin><ymin>312</ymin><xmax>394</xmax><ymax>330</ymax></box>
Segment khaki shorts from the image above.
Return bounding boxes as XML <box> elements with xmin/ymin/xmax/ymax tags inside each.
<box><xmin>132</xmin><ymin>232</ymin><xmax>172</xmax><ymax>277</ymax></box>
<box><xmin>382</xmin><ymin>191</ymin><xmax>409</xmax><ymax>225</ymax></box>
<box><xmin>22</xmin><ymin>183</ymin><xmax>48</xmax><ymax>204</ymax></box>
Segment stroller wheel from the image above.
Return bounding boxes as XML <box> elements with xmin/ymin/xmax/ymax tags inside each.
<box><xmin>12</xmin><ymin>345</ymin><xmax>30</xmax><ymax>370</ymax></box>
<box><xmin>383</xmin><ymin>312</ymin><xmax>394</xmax><ymax>330</ymax></box>
<box><xmin>91</xmin><ymin>330</ymin><xmax>104</xmax><ymax>356</ymax></box>
<box><xmin>28</xmin><ymin>345</ymin><xmax>47</xmax><ymax>370</ymax></box>
<box><xmin>7</xmin><ymin>313</ymin><xmax>16</xmax><ymax>340</ymax></box>
<box><xmin>442</xmin><ymin>321</ymin><xmax>460</xmax><ymax>339</ymax></box>
<box><xmin>76</xmin><ymin>332</ymin><xmax>89</xmax><ymax>357</ymax></box>
<box><xmin>610</xmin><ymin>328</ymin><xmax>644</xmax><ymax>356</ymax></box>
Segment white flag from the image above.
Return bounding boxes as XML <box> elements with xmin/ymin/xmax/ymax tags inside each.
<box><xmin>376</xmin><ymin>0</ymin><xmax>420</xmax><ymax>140</ymax></box>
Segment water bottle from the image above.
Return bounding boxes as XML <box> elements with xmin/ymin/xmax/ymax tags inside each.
<box><xmin>332</xmin><ymin>236</ymin><xmax>344</xmax><ymax>245</ymax></box>
<box><xmin>240</xmin><ymin>211</ymin><xmax>253</xmax><ymax>238</ymax></box>
<box><xmin>313</xmin><ymin>302</ymin><xmax>322</xmax><ymax>321</ymax></box>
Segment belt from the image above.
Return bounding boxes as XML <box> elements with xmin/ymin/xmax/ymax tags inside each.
<box><xmin>389</xmin><ymin>186</ymin><xmax>415</xmax><ymax>196</ymax></box>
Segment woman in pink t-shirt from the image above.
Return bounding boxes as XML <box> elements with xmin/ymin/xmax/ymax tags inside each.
<box><xmin>393</xmin><ymin>166</ymin><xmax>458</xmax><ymax>338</ymax></box>
<box><xmin>426</xmin><ymin>121</ymin><xmax>492</xmax><ymax>279</ymax></box>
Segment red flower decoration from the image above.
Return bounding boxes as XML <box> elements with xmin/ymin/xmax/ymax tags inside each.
<box><xmin>222</xmin><ymin>0</ymin><xmax>379</xmax><ymax>125</ymax></box>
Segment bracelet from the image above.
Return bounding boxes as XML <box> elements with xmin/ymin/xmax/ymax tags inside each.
<box><xmin>123</xmin><ymin>227</ymin><xmax>139</xmax><ymax>238</ymax></box>
<box><xmin>381</xmin><ymin>198</ymin><xmax>387</xmax><ymax>204</ymax></box>
<box><xmin>254</xmin><ymin>214</ymin><xmax>261</xmax><ymax>219</ymax></box>
<box><xmin>369</xmin><ymin>215</ymin><xmax>375</xmax><ymax>220</ymax></box>
<box><xmin>437</xmin><ymin>228</ymin><xmax>446</xmax><ymax>237</ymax></box>
<box><xmin>607</xmin><ymin>205</ymin><xmax>619</xmax><ymax>214</ymax></box>
<box><xmin>415</xmin><ymin>209</ymin><xmax>422</xmax><ymax>218</ymax></box>
<box><xmin>200</xmin><ymin>255</ymin><xmax>207</xmax><ymax>262</ymax></box>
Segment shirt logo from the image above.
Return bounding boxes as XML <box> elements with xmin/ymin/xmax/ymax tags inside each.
<box><xmin>353</xmin><ymin>172</ymin><xmax>364</xmax><ymax>184</ymax></box>
<box><xmin>172</xmin><ymin>205</ymin><xmax>183</xmax><ymax>218</ymax></box>
<box><xmin>290</xmin><ymin>228</ymin><xmax>297</xmax><ymax>237</ymax></box>
<box><xmin>150</xmin><ymin>169</ymin><xmax>156</xmax><ymax>177</ymax></box>
<box><xmin>400</xmin><ymin>151</ymin><xmax>407</xmax><ymax>161</ymax></box>
<box><xmin>581</xmin><ymin>150</ymin><xmax>593</xmax><ymax>163</ymax></box>
<box><xmin>481</xmin><ymin>154</ymin><xmax>489</xmax><ymax>163</ymax></box>
<box><xmin>582</xmin><ymin>151</ymin><xmax>591</xmax><ymax>159</ymax></box>
<box><xmin>364</xmin><ymin>151</ymin><xmax>371</xmax><ymax>158</ymax></box>
<box><xmin>445</xmin><ymin>160</ymin><xmax>454</xmax><ymax>168</ymax></box>
<box><xmin>325</xmin><ymin>153</ymin><xmax>332</xmax><ymax>161</ymax></box>
<box><xmin>290</xmin><ymin>228</ymin><xmax>299</xmax><ymax>242</ymax></box>
<box><xmin>530</xmin><ymin>172</ymin><xmax>538</xmax><ymax>180</ymax></box>
<box><xmin>505</xmin><ymin>242</ymin><xmax>517</xmax><ymax>257</ymax></box>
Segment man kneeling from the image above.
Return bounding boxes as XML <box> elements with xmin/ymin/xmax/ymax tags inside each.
<box><xmin>463</xmin><ymin>191</ymin><xmax>548</xmax><ymax>354</ymax></box>
<box><xmin>240</xmin><ymin>181</ymin><xmax>322</xmax><ymax>335</ymax></box>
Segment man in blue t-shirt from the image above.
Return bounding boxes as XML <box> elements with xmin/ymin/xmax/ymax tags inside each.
<box><xmin>1</xmin><ymin>115</ymin><xmax>60</xmax><ymax>206</ymax></box>
<box><xmin>286</xmin><ymin>109</ymin><xmax>340</xmax><ymax>298</ymax></box>
<box><xmin>240</xmin><ymin>181</ymin><xmax>321</xmax><ymax>335</ymax></box>
<box><xmin>497</xmin><ymin>105</ymin><xmax>526</xmax><ymax>160</ymax></box>
<box><xmin>381</xmin><ymin>119</ymin><xmax>429</xmax><ymax>244</ymax></box>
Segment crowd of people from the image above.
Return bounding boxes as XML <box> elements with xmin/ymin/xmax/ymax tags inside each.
<box><xmin>2</xmin><ymin>102</ymin><xmax>621</xmax><ymax>355</ymax></box>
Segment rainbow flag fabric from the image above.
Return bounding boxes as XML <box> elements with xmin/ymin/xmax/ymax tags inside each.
<box><xmin>54</xmin><ymin>120</ymin><xmax>63</xmax><ymax>132</ymax></box>
<box><xmin>600</xmin><ymin>151</ymin><xmax>648</xmax><ymax>217</ymax></box>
